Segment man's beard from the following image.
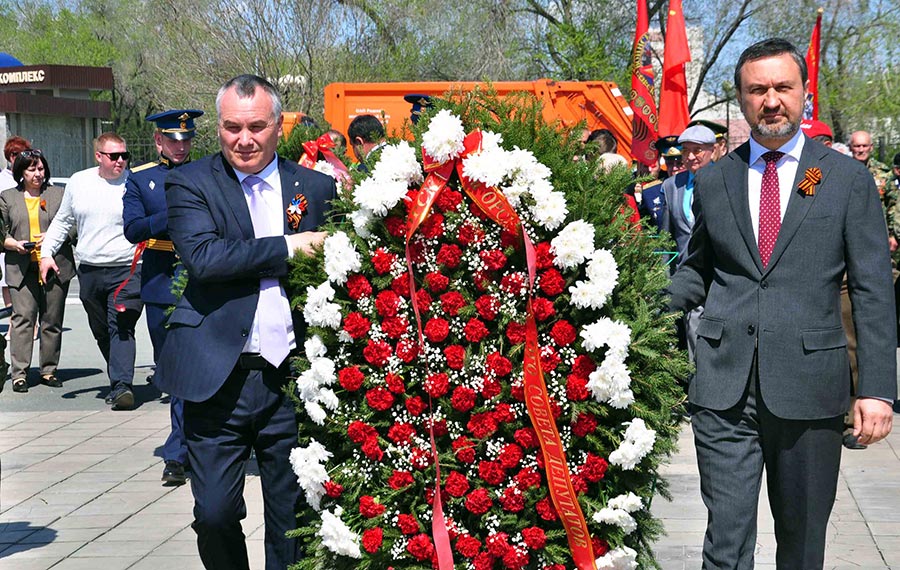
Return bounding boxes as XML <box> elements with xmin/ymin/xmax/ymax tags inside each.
<box><xmin>752</xmin><ymin>117</ymin><xmax>799</xmax><ymax>140</ymax></box>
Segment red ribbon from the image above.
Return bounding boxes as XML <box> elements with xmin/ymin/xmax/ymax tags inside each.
<box><xmin>298</xmin><ymin>134</ymin><xmax>352</xmax><ymax>186</ymax></box>
<box><xmin>403</xmin><ymin>131</ymin><xmax>596</xmax><ymax>570</ymax></box>
<box><xmin>112</xmin><ymin>241</ymin><xmax>147</xmax><ymax>312</ymax></box>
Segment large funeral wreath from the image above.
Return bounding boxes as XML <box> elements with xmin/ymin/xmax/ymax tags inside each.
<box><xmin>284</xmin><ymin>92</ymin><xmax>689</xmax><ymax>570</ymax></box>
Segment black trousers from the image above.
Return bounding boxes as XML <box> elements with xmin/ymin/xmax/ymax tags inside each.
<box><xmin>77</xmin><ymin>263</ymin><xmax>142</xmax><ymax>387</ymax></box>
<box><xmin>691</xmin><ymin>355</ymin><xmax>843</xmax><ymax>570</ymax></box>
<box><xmin>184</xmin><ymin>361</ymin><xmax>301</xmax><ymax>570</ymax></box>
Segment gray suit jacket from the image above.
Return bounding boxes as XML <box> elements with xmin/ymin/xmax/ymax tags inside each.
<box><xmin>659</xmin><ymin>171</ymin><xmax>693</xmax><ymax>269</ymax></box>
<box><xmin>669</xmin><ymin>138</ymin><xmax>897</xmax><ymax>420</ymax></box>
<box><xmin>0</xmin><ymin>185</ymin><xmax>75</xmax><ymax>287</ymax></box>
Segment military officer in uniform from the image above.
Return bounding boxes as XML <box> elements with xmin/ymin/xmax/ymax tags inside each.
<box><xmin>687</xmin><ymin>118</ymin><xmax>729</xmax><ymax>160</ymax></box>
<box><xmin>123</xmin><ymin>109</ymin><xmax>203</xmax><ymax>485</ymax></box>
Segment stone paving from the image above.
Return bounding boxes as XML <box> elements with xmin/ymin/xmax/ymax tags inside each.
<box><xmin>0</xmin><ymin>288</ymin><xmax>898</xmax><ymax>569</ymax></box>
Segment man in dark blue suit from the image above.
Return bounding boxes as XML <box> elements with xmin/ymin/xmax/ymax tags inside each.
<box><xmin>155</xmin><ymin>75</ymin><xmax>335</xmax><ymax>570</ymax></box>
<box><xmin>123</xmin><ymin>109</ymin><xmax>203</xmax><ymax>486</ymax></box>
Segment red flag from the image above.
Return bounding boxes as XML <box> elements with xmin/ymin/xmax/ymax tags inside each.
<box><xmin>657</xmin><ymin>0</ymin><xmax>691</xmax><ymax>137</ymax></box>
<box><xmin>804</xmin><ymin>8</ymin><xmax>823</xmax><ymax>120</ymax></box>
<box><xmin>630</xmin><ymin>0</ymin><xmax>658</xmax><ymax>167</ymax></box>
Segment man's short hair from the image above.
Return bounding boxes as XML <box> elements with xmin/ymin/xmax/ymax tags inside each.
<box><xmin>586</xmin><ymin>129</ymin><xmax>617</xmax><ymax>154</ymax></box>
<box><xmin>348</xmin><ymin>115</ymin><xmax>385</xmax><ymax>144</ymax></box>
<box><xmin>4</xmin><ymin>136</ymin><xmax>30</xmax><ymax>163</ymax></box>
<box><xmin>734</xmin><ymin>38</ymin><xmax>807</xmax><ymax>91</ymax></box>
<box><xmin>94</xmin><ymin>132</ymin><xmax>126</xmax><ymax>152</ymax></box>
<box><xmin>216</xmin><ymin>74</ymin><xmax>282</xmax><ymax>121</ymax></box>
<box><xmin>893</xmin><ymin>152</ymin><xmax>900</xmax><ymax>168</ymax></box>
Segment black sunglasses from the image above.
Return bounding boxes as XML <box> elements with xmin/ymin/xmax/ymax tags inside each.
<box><xmin>98</xmin><ymin>151</ymin><xmax>131</xmax><ymax>161</ymax></box>
<box><xmin>18</xmin><ymin>149</ymin><xmax>42</xmax><ymax>159</ymax></box>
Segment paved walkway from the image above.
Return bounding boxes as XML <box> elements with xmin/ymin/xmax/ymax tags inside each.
<box><xmin>0</xmin><ymin>287</ymin><xmax>898</xmax><ymax>569</ymax></box>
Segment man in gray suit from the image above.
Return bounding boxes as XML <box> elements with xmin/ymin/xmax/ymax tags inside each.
<box><xmin>668</xmin><ymin>38</ymin><xmax>896</xmax><ymax>569</ymax></box>
<box><xmin>660</xmin><ymin>124</ymin><xmax>716</xmax><ymax>363</ymax></box>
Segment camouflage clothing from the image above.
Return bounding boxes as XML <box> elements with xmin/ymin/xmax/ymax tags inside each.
<box><xmin>867</xmin><ymin>158</ymin><xmax>900</xmax><ymax>259</ymax></box>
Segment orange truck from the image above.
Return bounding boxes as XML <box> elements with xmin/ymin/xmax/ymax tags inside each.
<box><xmin>285</xmin><ymin>80</ymin><xmax>635</xmax><ymax>162</ymax></box>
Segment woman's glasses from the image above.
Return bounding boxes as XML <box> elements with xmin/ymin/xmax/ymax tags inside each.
<box><xmin>98</xmin><ymin>151</ymin><xmax>131</xmax><ymax>161</ymax></box>
<box><xmin>18</xmin><ymin>149</ymin><xmax>42</xmax><ymax>159</ymax></box>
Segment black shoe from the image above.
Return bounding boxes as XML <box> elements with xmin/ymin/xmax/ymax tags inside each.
<box><xmin>842</xmin><ymin>433</ymin><xmax>867</xmax><ymax>450</ymax></box>
<box><xmin>0</xmin><ymin>361</ymin><xmax>8</xmax><ymax>393</ymax></box>
<box><xmin>106</xmin><ymin>383</ymin><xmax>134</xmax><ymax>410</ymax></box>
<box><xmin>161</xmin><ymin>460</ymin><xmax>187</xmax><ymax>485</ymax></box>
<box><xmin>146</xmin><ymin>373</ymin><xmax>153</xmax><ymax>385</ymax></box>
<box><xmin>41</xmin><ymin>374</ymin><xmax>63</xmax><ymax>388</ymax></box>
<box><xmin>12</xmin><ymin>377</ymin><xmax>27</xmax><ymax>393</ymax></box>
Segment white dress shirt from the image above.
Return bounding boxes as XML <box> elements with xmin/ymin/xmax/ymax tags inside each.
<box><xmin>748</xmin><ymin>129</ymin><xmax>805</xmax><ymax>241</ymax></box>
<box><xmin>233</xmin><ymin>156</ymin><xmax>296</xmax><ymax>355</ymax></box>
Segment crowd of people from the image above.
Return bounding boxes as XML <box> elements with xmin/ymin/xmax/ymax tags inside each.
<box><xmin>0</xmin><ymin>37</ymin><xmax>897</xmax><ymax>570</ymax></box>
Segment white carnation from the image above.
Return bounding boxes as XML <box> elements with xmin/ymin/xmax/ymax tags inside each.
<box><xmin>422</xmin><ymin>109</ymin><xmax>466</xmax><ymax>162</ymax></box>
<box><xmin>305</xmin><ymin>335</ymin><xmax>327</xmax><ymax>359</ymax></box>
<box><xmin>587</xmin><ymin>359</ymin><xmax>634</xmax><ymax>409</ymax></box>
<box><xmin>349</xmin><ymin>207</ymin><xmax>374</xmax><ymax>238</ymax></box>
<box><xmin>289</xmin><ymin>440</ymin><xmax>331</xmax><ymax>511</ymax></box>
<box><xmin>304</xmin><ymin>401</ymin><xmax>326</xmax><ymax>425</ymax></box>
<box><xmin>586</xmin><ymin>248</ymin><xmax>619</xmax><ymax>284</ymax></box>
<box><xmin>608</xmin><ymin>492</ymin><xmax>643</xmax><ymax>513</ymax></box>
<box><xmin>462</xmin><ymin>145</ymin><xmax>510</xmax><ymax>188</ymax></box>
<box><xmin>313</xmin><ymin>160</ymin><xmax>336</xmax><ymax>178</ymax></box>
<box><xmin>568</xmin><ymin>280</ymin><xmax>612</xmax><ymax>310</ymax></box>
<box><xmin>609</xmin><ymin>419</ymin><xmax>656</xmax><ymax>470</ymax></box>
<box><xmin>352</xmin><ymin>177</ymin><xmax>410</xmax><ymax>217</ymax></box>
<box><xmin>323</xmin><ymin>231</ymin><xmax>362</xmax><ymax>285</ymax></box>
<box><xmin>318</xmin><ymin>507</ymin><xmax>361</xmax><ymax>558</ymax></box>
<box><xmin>479</xmin><ymin>130</ymin><xmax>504</xmax><ymax>151</ymax></box>
<box><xmin>529</xmin><ymin>190</ymin><xmax>568</xmax><ymax>230</ymax></box>
<box><xmin>506</xmin><ymin>147</ymin><xmax>552</xmax><ymax>186</ymax></box>
<box><xmin>580</xmin><ymin>318</ymin><xmax>631</xmax><ymax>358</ymax></box>
<box><xmin>593</xmin><ymin>507</ymin><xmax>637</xmax><ymax>534</ymax></box>
<box><xmin>374</xmin><ymin>141</ymin><xmax>423</xmax><ymax>186</ymax></box>
<box><xmin>551</xmin><ymin>220</ymin><xmax>595</xmax><ymax>269</ymax></box>
<box><xmin>303</xmin><ymin>282</ymin><xmax>342</xmax><ymax>329</ymax></box>
<box><xmin>596</xmin><ymin>546</ymin><xmax>638</xmax><ymax>570</ymax></box>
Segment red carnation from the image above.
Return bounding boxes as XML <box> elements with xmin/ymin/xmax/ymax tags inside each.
<box><xmin>384</xmin><ymin>215</ymin><xmax>407</xmax><ymax>237</ymax></box>
<box><xmin>572</xmin><ymin>412</ymin><xmax>598</xmax><ymax>437</ymax></box>
<box><xmin>420</xmin><ymin>213</ymin><xmax>444</xmax><ymax>239</ymax></box>
<box><xmin>486</xmin><ymin>352</ymin><xmax>513</xmax><ymax>377</ymax></box>
<box><xmin>347</xmin><ymin>421</ymin><xmax>376</xmax><ymax>443</ymax></box>
<box><xmin>444</xmin><ymin>345</ymin><xmax>465</xmax><ymax>369</ymax></box>
<box><xmin>388</xmin><ymin>470</ymin><xmax>414</xmax><ymax>489</ymax></box>
<box><xmin>468</xmin><ymin>201</ymin><xmax>490</xmax><ymax>220</ymax></box>
<box><xmin>385</xmin><ymin>372</ymin><xmax>405</xmax><ymax>394</ymax></box>
<box><xmin>572</xmin><ymin>355</ymin><xmax>597</xmax><ymax>378</ymax></box>
<box><xmin>546</xmin><ymin>565</ymin><xmax>566</xmax><ymax>570</ymax></box>
<box><xmin>464</xmin><ymin>318</ymin><xmax>490</xmax><ymax>343</ymax></box>
<box><xmin>580</xmin><ymin>453</ymin><xmax>609</xmax><ymax>483</ymax></box>
<box><xmin>465</xmin><ymin>488</ymin><xmax>493</xmax><ymax>515</ymax></box>
<box><xmin>500</xmin><ymin>229</ymin><xmax>520</xmax><ymax>249</ymax></box>
<box><xmin>534</xmin><ymin>241</ymin><xmax>555</xmax><ymax>269</ymax></box>
<box><xmin>362</xmin><ymin>527</ymin><xmax>383</xmax><ymax>553</ymax></box>
<box><xmin>478</xmin><ymin>461</ymin><xmax>506</xmax><ymax>485</ymax></box>
<box><xmin>440</xmin><ymin>291</ymin><xmax>467</xmax><ymax>316</ymax></box>
<box><xmin>566</xmin><ymin>374</ymin><xmax>590</xmax><ymax>401</ymax></box>
<box><xmin>521</xmin><ymin>527</ymin><xmax>546</xmax><ymax>550</ymax></box>
<box><xmin>410</xmin><ymin>447</ymin><xmax>433</xmax><ymax>469</ymax></box>
<box><xmin>592</xmin><ymin>537</ymin><xmax>610</xmax><ymax>557</ymax></box>
<box><xmin>374</xmin><ymin>290</ymin><xmax>401</xmax><ymax>317</ymax></box>
<box><xmin>498</xmin><ymin>443</ymin><xmax>523</xmax><ymax>469</ymax></box>
<box><xmin>436</xmin><ymin>243</ymin><xmax>463</xmax><ymax>268</ymax></box>
<box><xmin>366</xmin><ymin>387</ymin><xmax>395</xmax><ymax>411</ymax></box>
<box><xmin>455</xmin><ymin>534</ymin><xmax>482</xmax><ymax>558</ymax></box>
<box><xmin>452</xmin><ymin>436</ymin><xmax>476</xmax><ymax>463</ymax></box>
<box><xmin>500</xmin><ymin>272</ymin><xmax>525</xmax><ymax>295</ymax></box>
<box><xmin>468</xmin><ymin>411</ymin><xmax>498</xmax><ymax>439</ymax></box>
<box><xmin>513</xmin><ymin>428</ymin><xmax>539</xmax><ymax>449</ymax></box>
<box><xmin>424</xmin><ymin>318</ymin><xmax>450</xmax><ymax>343</ymax></box>
<box><xmin>539</xmin><ymin>268</ymin><xmax>566</xmax><ymax>296</ymax></box>
<box><xmin>474</xmin><ymin>295</ymin><xmax>500</xmax><ymax>321</ymax></box>
<box><xmin>473</xmin><ymin>269</ymin><xmax>491</xmax><ymax>291</ymax></box>
<box><xmin>514</xmin><ymin>466</ymin><xmax>541</xmax><ymax>489</ymax></box>
<box><xmin>387</xmin><ymin>422</ymin><xmax>416</xmax><ymax>445</ymax></box>
<box><xmin>425</xmin><ymin>271</ymin><xmax>449</xmax><ymax>292</ymax></box>
<box><xmin>424</xmin><ymin>372</ymin><xmax>450</xmax><ymax>398</ymax></box>
<box><xmin>391</xmin><ymin>275</ymin><xmax>410</xmax><ymax>297</ymax></box>
<box><xmin>397</xmin><ymin>513</ymin><xmax>420</xmax><ymax>535</ymax></box>
<box><xmin>338</xmin><ymin>366</ymin><xmax>365</xmax><ymax>392</ymax></box>
<box><xmin>479</xmin><ymin>249</ymin><xmax>508</xmax><ymax>271</ymax></box>
<box><xmin>571</xmin><ymin>474</ymin><xmax>587</xmax><ymax>494</ymax></box>
<box><xmin>458</xmin><ymin>222</ymin><xmax>484</xmax><ymax>246</ymax></box>
<box><xmin>427</xmin><ymin>417</ymin><xmax>449</xmax><ymax>437</ymax></box>
<box><xmin>361</xmin><ymin>438</ymin><xmax>384</xmax><ymax>461</ymax></box>
<box><xmin>435</xmin><ymin>188</ymin><xmax>463</xmax><ymax>211</ymax></box>
<box><xmin>381</xmin><ymin>315</ymin><xmax>409</xmax><ymax>339</ymax></box>
<box><xmin>535</xmin><ymin>496</ymin><xmax>558</xmax><ymax>521</ymax></box>
<box><xmin>405</xmin><ymin>395</ymin><xmax>427</xmax><ymax>416</ymax></box>
<box><xmin>445</xmin><ymin>471</ymin><xmax>470</xmax><ymax>497</ymax></box>
<box><xmin>324</xmin><ymin>480</ymin><xmax>343</xmax><ymax>498</ymax></box>
<box><xmin>486</xmin><ymin>532</ymin><xmax>511</xmax><ymax>557</ymax></box>
<box><xmin>359</xmin><ymin>495</ymin><xmax>386</xmax><ymax>518</ymax></box>
<box><xmin>346</xmin><ymin>274</ymin><xmax>372</xmax><ymax>300</ymax></box>
<box><xmin>407</xmin><ymin>238</ymin><xmax>426</xmax><ymax>264</ymax></box>
<box><xmin>506</xmin><ymin>322</ymin><xmax>526</xmax><ymax>344</ymax></box>
<box><xmin>532</xmin><ymin>297</ymin><xmax>555</xmax><ymax>321</ymax></box>
<box><xmin>363</xmin><ymin>339</ymin><xmax>392</xmax><ymax>367</ymax></box>
<box><xmin>451</xmin><ymin>386</ymin><xmax>477</xmax><ymax>412</ymax></box>
<box><xmin>510</xmin><ymin>382</ymin><xmax>525</xmax><ymax>401</ymax></box>
<box><xmin>540</xmin><ymin>346</ymin><xmax>561</xmax><ymax>371</ymax></box>
<box><xmin>481</xmin><ymin>377</ymin><xmax>501</xmax><ymax>400</ymax></box>
<box><xmin>407</xmin><ymin>533</ymin><xmax>436</xmax><ymax>561</ymax></box>
<box><xmin>473</xmin><ymin>552</ymin><xmax>494</xmax><ymax>570</ymax></box>
<box><xmin>395</xmin><ymin>338</ymin><xmax>419</xmax><ymax>363</ymax></box>
<box><xmin>371</xmin><ymin>247</ymin><xmax>396</xmax><ymax>274</ymax></box>
<box><xmin>494</xmin><ymin>403</ymin><xmax>514</xmax><ymax>423</ymax></box>
<box><xmin>550</xmin><ymin>320</ymin><xmax>577</xmax><ymax>346</ymax></box>
<box><xmin>499</xmin><ymin>486</ymin><xmax>524</xmax><ymax>512</ymax></box>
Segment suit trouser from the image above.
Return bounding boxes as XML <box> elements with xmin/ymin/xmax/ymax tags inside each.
<box><xmin>77</xmin><ymin>264</ymin><xmax>142</xmax><ymax>388</ymax></box>
<box><xmin>184</xmin><ymin>361</ymin><xmax>300</xmax><ymax>570</ymax></box>
<box><xmin>146</xmin><ymin>302</ymin><xmax>188</xmax><ymax>465</ymax></box>
<box><xmin>691</xmin><ymin>357</ymin><xmax>843</xmax><ymax>570</ymax></box>
<box><xmin>8</xmin><ymin>264</ymin><xmax>68</xmax><ymax>379</ymax></box>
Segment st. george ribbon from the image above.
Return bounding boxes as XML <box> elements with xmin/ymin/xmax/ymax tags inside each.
<box><xmin>403</xmin><ymin>130</ymin><xmax>597</xmax><ymax>570</ymax></box>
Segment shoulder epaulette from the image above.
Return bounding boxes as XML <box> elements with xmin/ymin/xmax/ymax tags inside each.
<box><xmin>130</xmin><ymin>161</ymin><xmax>159</xmax><ymax>173</ymax></box>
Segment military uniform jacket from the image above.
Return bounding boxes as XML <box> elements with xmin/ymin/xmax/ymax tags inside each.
<box><xmin>123</xmin><ymin>160</ymin><xmax>179</xmax><ymax>305</ymax></box>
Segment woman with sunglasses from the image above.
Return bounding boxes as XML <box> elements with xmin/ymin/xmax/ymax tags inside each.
<box><xmin>0</xmin><ymin>150</ymin><xmax>75</xmax><ymax>393</ymax></box>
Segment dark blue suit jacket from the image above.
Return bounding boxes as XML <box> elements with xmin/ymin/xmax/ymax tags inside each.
<box><xmin>123</xmin><ymin>160</ymin><xmax>179</xmax><ymax>305</ymax></box>
<box><xmin>154</xmin><ymin>153</ymin><xmax>337</xmax><ymax>402</ymax></box>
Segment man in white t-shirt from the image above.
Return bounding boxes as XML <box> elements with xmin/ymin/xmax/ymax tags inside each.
<box><xmin>40</xmin><ymin>132</ymin><xmax>142</xmax><ymax>410</ymax></box>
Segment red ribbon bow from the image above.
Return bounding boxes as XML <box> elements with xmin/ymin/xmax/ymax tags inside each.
<box><xmin>298</xmin><ymin>134</ymin><xmax>351</xmax><ymax>186</ymax></box>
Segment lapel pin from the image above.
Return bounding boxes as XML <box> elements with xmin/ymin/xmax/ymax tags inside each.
<box><xmin>286</xmin><ymin>193</ymin><xmax>308</xmax><ymax>231</ymax></box>
<box><xmin>798</xmin><ymin>167</ymin><xmax>822</xmax><ymax>196</ymax></box>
